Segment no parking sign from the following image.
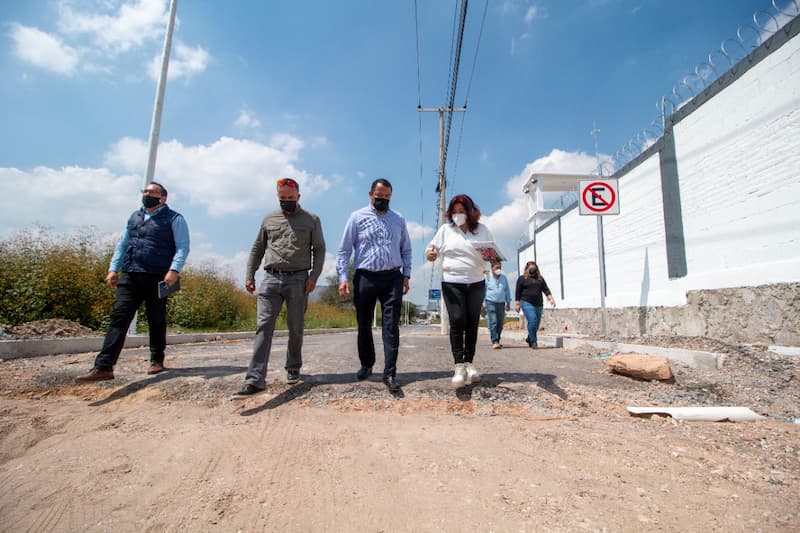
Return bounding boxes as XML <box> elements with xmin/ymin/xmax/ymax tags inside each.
<box><xmin>579</xmin><ymin>179</ymin><xmax>620</xmax><ymax>215</ymax></box>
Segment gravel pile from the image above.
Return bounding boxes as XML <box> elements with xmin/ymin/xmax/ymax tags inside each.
<box><xmin>0</xmin><ymin>319</ymin><xmax>100</xmax><ymax>339</ymax></box>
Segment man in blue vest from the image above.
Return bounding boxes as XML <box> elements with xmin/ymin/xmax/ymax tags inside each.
<box><xmin>76</xmin><ymin>182</ymin><xmax>190</xmax><ymax>382</ymax></box>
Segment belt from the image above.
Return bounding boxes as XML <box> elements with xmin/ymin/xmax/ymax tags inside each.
<box><xmin>265</xmin><ymin>267</ymin><xmax>307</xmax><ymax>275</ymax></box>
<box><xmin>357</xmin><ymin>267</ymin><xmax>401</xmax><ymax>275</ymax></box>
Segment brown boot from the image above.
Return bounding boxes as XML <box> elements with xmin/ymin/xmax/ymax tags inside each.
<box><xmin>147</xmin><ymin>362</ymin><xmax>165</xmax><ymax>375</ymax></box>
<box><xmin>76</xmin><ymin>368</ymin><xmax>114</xmax><ymax>382</ymax></box>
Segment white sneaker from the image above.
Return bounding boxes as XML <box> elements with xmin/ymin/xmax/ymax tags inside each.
<box><xmin>451</xmin><ymin>363</ymin><xmax>467</xmax><ymax>388</ymax></box>
<box><xmin>465</xmin><ymin>362</ymin><xmax>481</xmax><ymax>383</ymax></box>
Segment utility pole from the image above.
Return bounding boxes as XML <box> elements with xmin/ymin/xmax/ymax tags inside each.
<box><xmin>419</xmin><ymin>106</ymin><xmax>466</xmax><ymax>334</ymax></box>
<box><xmin>144</xmin><ymin>0</ymin><xmax>178</xmax><ymax>186</ymax></box>
<box><xmin>590</xmin><ymin>122</ymin><xmax>608</xmax><ymax>335</ymax></box>
<box><xmin>130</xmin><ymin>0</ymin><xmax>177</xmax><ymax>336</ymax></box>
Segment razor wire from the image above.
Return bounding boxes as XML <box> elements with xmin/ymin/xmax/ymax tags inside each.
<box><xmin>610</xmin><ymin>0</ymin><xmax>799</xmax><ymax>172</ymax></box>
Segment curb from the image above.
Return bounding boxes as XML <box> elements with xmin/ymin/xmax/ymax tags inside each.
<box><xmin>0</xmin><ymin>328</ymin><xmax>356</xmax><ymax>360</ymax></box>
<box><xmin>494</xmin><ymin>329</ymin><xmax>723</xmax><ymax>370</ymax></box>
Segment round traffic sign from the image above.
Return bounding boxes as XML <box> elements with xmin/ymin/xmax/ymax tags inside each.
<box><xmin>581</xmin><ymin>181</ymin><xmax>617</xmax><ymax>213</ymax></box>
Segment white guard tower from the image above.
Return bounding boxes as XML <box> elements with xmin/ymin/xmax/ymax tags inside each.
<box><xmin>523</xmin><ymin>173</ymin><xmax>593</xmax><ymax>241</ymax></box>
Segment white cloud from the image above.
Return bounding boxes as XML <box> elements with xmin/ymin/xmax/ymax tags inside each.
<box><xmin>104</xmin><ymin>134</ymin><xmax>332</xmax><ymax>216</ymax></box>
<box><xmin>186</xmin><ymin>249</ymin><xmax>251</xmax><ymax>284</ymax></box>
<box><xmin>0</xmin><ymin>165</ymin><xmax>140</xmax><ymax>235</ymax></box>
<box><xmin>148</xmin><ymin>40</ymin><xmax>209</xmax><ymax>81</ymax></box>
<box><xmin>502</xmin><ymin>148</ymin><xmax>599</xmax><ymax>200</ymax></box>
<box><xmin>524</xmin><ymin>6</ymin><xmax>539</xmax><ymax>24</ymax></box>
<box><xmin>10</xmin><ymin>24</ymin><xmax>80</xmax><ymax>75</ymax></box>
<box><xmin>269</xmin><ymin>133</ymin><xmax>304</xmax><ymax>159</ymax></box>
<box><xmin>9</xmin><ymin>1</ymin><xmax>207</xmax><ymax>81</ymax></box>
<box><xmin>57</xmin><ymin>0</ymin><xmax>168</xmax><ymax>55</ymax></box>
<box><xmin>501</xmin><ymin>1</ymin><xmax>518</xmax><ymax>14</ymax></box>
<box><xmin>234</xmin><ymin>108</ymin><xmax>262</xmax><ymax>129</ymax></box>
<box><xmin>319</xmin><ymin>252</ymin><xmax>339</xmax><ymax>284</ymax></box>
<box><xmin>1</xmin><ymin>130</ymin><xmax>332</xmax><ymax>231</ymax></box>
<box><xmin>406</xmin><ymin>221</ymin><xmax>435</xmax><ymax>241</ymax></box>
<box><xmin>1</xmin><ymin>132</ymin><xmax>333</xmax><ymax>279</ymax></box>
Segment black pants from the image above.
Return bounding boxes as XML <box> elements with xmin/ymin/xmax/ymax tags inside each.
<box><xmin>94</xmin><ymin>272</ymin><xmax>167</xmax><ymax>371</ymax></box>
<box><xmin>353</xmin><ymin>269</ymin><xmax>404</xmax><ymax>378</ymax></box>
<box><xmin>442</xmin><ymin>280</ymin><xmax>486</xmax><ymax>364</ymax></box>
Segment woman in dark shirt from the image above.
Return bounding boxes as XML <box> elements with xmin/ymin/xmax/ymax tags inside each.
<box><xmin>514</xmin><ymin>261</ymin><xmax>556</xmax><ymax>348</ymax></box>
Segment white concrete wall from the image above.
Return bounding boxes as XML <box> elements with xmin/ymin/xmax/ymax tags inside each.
<box><xmin>674</xmin><ymin>34</ymin><xmax>800</xmax><ymax>293</ymax></box>
<box><xmin>525</xmin><ymin>30</ymin><xmax>800</xmax><ymax>310</ymax></box>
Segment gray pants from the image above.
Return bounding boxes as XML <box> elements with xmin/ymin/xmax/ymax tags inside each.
<box><xmin>245</xmin><ymin>271</ymin><xmax>308</xmax><ymax>388</ymax></box>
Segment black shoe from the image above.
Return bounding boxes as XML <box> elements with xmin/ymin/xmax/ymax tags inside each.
<box><xmin>356</xmin><ymin>366</ymin><xmax>373</xmax><ymax>381</ymax></box>
<box><xmin>382</xmin><ymin>375</ymin><xmax>400</xmax><ymax>392</ymax></box>
<box><xmin>286</xmin><ymin>370</ymin><xmax>301</xmax><ymax>384</ymax></box>
<box><xmin>525</xmin><ymin>336</ymin><xmax>531</xmax><ymax>347</ymax></box>
<box><xmin>231</xmin><ymin>384</ymin><xmax>266</xmax><ymax>399</ymax></box>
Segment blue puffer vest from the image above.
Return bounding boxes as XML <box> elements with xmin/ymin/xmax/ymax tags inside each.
<box><xmin>120</xmin><ymin>206</ymin><xmax>178</xmax><ymax>275</ymax></box>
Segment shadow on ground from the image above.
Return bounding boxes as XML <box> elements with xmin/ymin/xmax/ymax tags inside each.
<box><xmin>238</xmin><ymin>370</ymin><xmax>567</xmax><ymax>416</ymax></box>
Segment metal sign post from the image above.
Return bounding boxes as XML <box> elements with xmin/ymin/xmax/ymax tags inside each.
<box><xmin>578</xmin><ymin>179</ymin><xmax>620</xmax><ymax>335</ymax></box>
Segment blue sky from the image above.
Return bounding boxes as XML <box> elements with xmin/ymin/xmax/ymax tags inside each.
<box><xmin>0</xmin><ymin>0</ymin><xmax>785</xmax><ymax>304</ymax></box>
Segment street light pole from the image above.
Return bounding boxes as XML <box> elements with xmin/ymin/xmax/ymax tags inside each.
<box><xmin>144</xmin><ymin>0</ymin><xmax>178</xmax><ymax>186</ymax></box>
<box><xmin>130</xmin><ymin>0</ymin><xmax>177</xmax><ymax>336</ymax></box>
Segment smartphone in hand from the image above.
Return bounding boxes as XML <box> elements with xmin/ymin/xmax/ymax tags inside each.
<box><xmin>158</xmin><ymin>279</ymin><xmax>181</xmax><ymax>299</ymax></box>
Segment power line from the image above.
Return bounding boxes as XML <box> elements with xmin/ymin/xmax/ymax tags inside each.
<box><xmin>440</xmin><ymin>0</ymin><xmax>468</xmax><ymax>187</ymax></box>
<box><xmin>448</xmin><ymin>0</ymin><xmax>488</xmax><ymax>191</ymax></box>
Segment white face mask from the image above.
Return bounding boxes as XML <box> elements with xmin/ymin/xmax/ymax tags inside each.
<box><xmin>493</xmin><ymin>269</ymin><xmax>502</xmax><ymax>276</ymax></box>
<box><xmin>451</xmin><ymin>213</ymin><xmax>467</xmax><ymax>226</ymax></box>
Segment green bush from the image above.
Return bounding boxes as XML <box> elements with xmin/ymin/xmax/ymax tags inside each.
<box><xmin>0</xmin><ymin>226</ymin><xmax>358</xmax><ymax>332</ymax></box>
<box><xmin>0</xmin><ymin>226</ymin><xmax>114</xmax><ymax>329</ymax></box>
<box><xmin>168</xmin><ymin>266</ymin><xmax>256</xmax><ymax>331</ymax></box>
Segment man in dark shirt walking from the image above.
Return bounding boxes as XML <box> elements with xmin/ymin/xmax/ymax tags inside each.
<box><xmin>76</xmin><ymin>181</ymin><xmax>190</xmax><ymax>382</ymax></box>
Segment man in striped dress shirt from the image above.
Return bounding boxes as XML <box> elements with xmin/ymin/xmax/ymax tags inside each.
<box><xmin>336</xmin><ymin>178</ymin><xmax>412</xmax><ymax>392</ymax></box>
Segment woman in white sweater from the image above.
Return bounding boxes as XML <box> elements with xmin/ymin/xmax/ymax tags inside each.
<box><xmin>426</xmin><ymin>194</ymin><xmax>494</xmax><ymax>388</ymax></box>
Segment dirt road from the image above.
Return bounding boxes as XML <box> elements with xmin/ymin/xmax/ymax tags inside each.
<box><xmin>0</xmin><ymin>327</ymin><xmax>797</xmax><ymax>531</ymax></box>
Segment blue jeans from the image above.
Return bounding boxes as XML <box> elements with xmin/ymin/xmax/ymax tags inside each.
<box><xmin>245</xmin><ymin>271</ymin><xmax>308</xmax><ymax>388</ymax></box>
<box><xmin>519</xmin><ymin>300</ymin><xmax>543</xmax><ymax>346</ymax></box>
<box><xmin>485</xmin><ymin>301</ymin><xmax>506</xmax><ymax>344</ymax></box>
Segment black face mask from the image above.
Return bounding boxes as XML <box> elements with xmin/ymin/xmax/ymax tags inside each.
<box><xmin>280</xmin><ymin>200</ymin><xmax>298</xmax><ymax>212</ymax></box>
<box><xmin>142</xmin><ymin>195</ymin><xmax>161</xmax><ymax>209</ymax></box>
<box><xmin>528</xmin><ymin>268</ymin><xmax>538</xmax><ymax>277</ymax></box>
<box><xmin>373</xmin><ymin>197</ymin><xmax>390</xmax><ymax>212</ymax></box>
